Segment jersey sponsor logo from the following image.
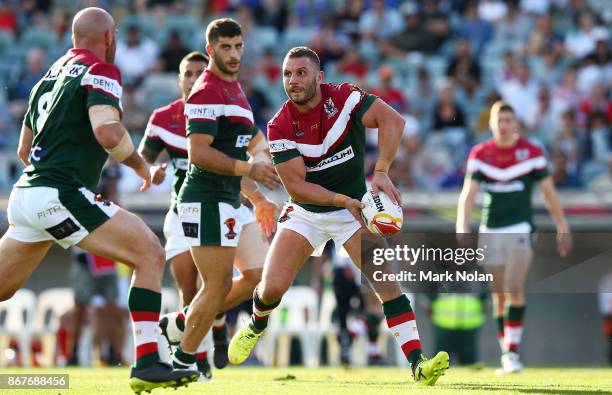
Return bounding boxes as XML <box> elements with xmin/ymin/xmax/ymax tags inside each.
<box><xmin>306</xmin><ymin>146</ymin><xmax>354</xmax><ymax>172</ymax></box>
<box><xmin>185</xmin><ymin>104</ymin><xmax>217</xmax><ymax>120</ymax></box>
<box><xmin>224</xmin><ymin>218</ymin><xmax>237</xmax><ymax>240</ymax></box>
<box><xmin>269</xmin><ymin>139</ymin><xmax>296</xmax><ymax>153</ymax></box>
<box><xmin>484</xmin><ymin>180</ymin><xmax>525</xmax><ymax>193</ymax></box>
<box><xmin>324</xmin><ymin>97</ymin><xmax>338</xmax><ymax>118</ymax></box>
<box><xmin>278</xmin><ymin>206</ymin><xmax>294</xmax><ymax>223</ymax></box>
<box><xmin>235</xmin><ymin>134</ymin><xmax>252</xmax><ymax>148</ymax></box>
<box><xmin>81</xmin><ymin>73</ymin><xmax>122</xmax><ymax>99</ymax></box>
<box><xmin>43</xmin><ymin>64</ymin><xmax>86</xmax><ymax>81</ymax></box>
<box><xmin>185</xmin><ymin>103</ymin><xmax>254</xmax><ymax>123</ymax></box>
<box><xmin>45</xmin><ymin>218</ymin><xmax>80</xmax><ymax>240</ymax></box>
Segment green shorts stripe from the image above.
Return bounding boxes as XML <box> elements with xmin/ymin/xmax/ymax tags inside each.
<box><xmin>201</xmin><ymin>202</ymin><xmax>221</xmax><ymax>245</ymax></box>
<box><xmin>58</xmin><ymin>188</ymin><xmax>111</xmax><ymax>232</ymax></box>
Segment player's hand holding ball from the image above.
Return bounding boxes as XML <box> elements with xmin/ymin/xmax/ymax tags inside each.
<box><xmin>361</xmin><ymin>190</ymin><xmax>403</xmax><ymax>236</ymax></box>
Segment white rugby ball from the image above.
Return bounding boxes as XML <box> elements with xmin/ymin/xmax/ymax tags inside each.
<box><xmin>361</xmin><ymin>190</ymin><xmax>403</xmax><ymax>236</ymax></box>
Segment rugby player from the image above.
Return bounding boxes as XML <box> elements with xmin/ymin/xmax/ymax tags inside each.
<box><xmin>0</xmin><ymin>7</ymin><xmax>197</xmax><ymax>393</ymax></box>
<box><xmin>168</xmin><ymin>18</ymin><xmax>280</xmax><ymax>372</ymax></box>
<box><xmin>228</xmin><ymin>47</ymin><xmax>450</xmax><ymax>386</ymax></box>
<box><xmin>456</xmin><ymin>100</ymin><xmax>572</xmax><ymax>373</ymax></box>
<box><xmin>139</xmin><ymin>50</ymin><xmax>277</xmax><ymax>375</ymax></box>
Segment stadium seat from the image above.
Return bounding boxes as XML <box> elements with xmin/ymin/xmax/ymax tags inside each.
<box><xmin>32</xmin><ymin>288</ymin><xmax>74</xmax><ymax>366</ymax></box>
<box><xmin>262</xmin><ymin>286</ymin><xmax>320</xmax><ymax>367</ymax></box>
<box><xmin>20</xmin><ymin>29</ymin><xmax>55</xmax><ymax>51</ymax></box>
<box><xmin>0</xmin><ymin>289</ymin><xmax>36</xmax><ymax>366</ymax></box>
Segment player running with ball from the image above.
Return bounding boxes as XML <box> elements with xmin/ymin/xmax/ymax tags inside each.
<box><xmin>456</xmin><ymin>101</ymin><xmax>572</xmax><ymax>374</ymax></box>
<box><xmin>229</xmin><ymin>47</ymin><xmax>449</xmax><ymax>386</ymax></box>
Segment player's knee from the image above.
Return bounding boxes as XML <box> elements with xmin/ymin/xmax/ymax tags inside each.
<box><xmin>242</xmin><ymin>269</ymin><xmax>262</xmax><ymax>291</ymax></box>
<box><xmin>260</xmin><ymin>281</ymin><xmax>288</xmax><ymax>304</ymax></box>
<box><xmin>136</xmin><ymin>238</ymin><xmax>165</xmax><ymax>272</ymax></box>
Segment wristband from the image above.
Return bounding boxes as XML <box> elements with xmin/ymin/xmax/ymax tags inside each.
<box><xmin>105</xmin><ymin>132</ymin><xmax>134</xmax><ymax>162</ymax></box>
<box><xmin>234</xmin><ymin>160</ymin><xmax>252</xmax><ymax>176</ymax></box>
<box><xmin>374</xmin><ymin>159</ymin><xmax>391</xmax><ymax>173</ymax></box>
<box><xmin>332</xmin><ymin>194</ymin><xmax>349</xmax><ymax>207</ymax></box>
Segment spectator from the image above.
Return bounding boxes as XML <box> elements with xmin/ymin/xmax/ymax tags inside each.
<box><xmin>578</xmin><ymin>84</ymin><xmax>612</xmax><ymax>127</ymax></box>
<box><xmin>551</xmin><ymin>65</ymin><xmax>581</xmax><ymax>116</ymax></box>
<box><xmin>380</xmin><ymin>2</ymin><xmax>437</xmax><ymax>58</ymax></box>
<box><xmin>456</xmin><ymin>0</ymin><xmax>493</xmax><ymax>53</ymax></box>
<box><xmin>258</xmin><ymin>47</ymin><xmax>281</xmax><ymax>84</ymax></box>
<box><xmin>446</xmin><ymin>38</ymin><xmax>481</xmax><ymax>93</ymax></box>
<box><xmin>494</xmin><ymin>50</ymin><xmax>517</xmax><ymax>89</ymax></box>
<box><xmin>121</xmin><ymin>81</ymin><xmax>148</xmax><ymax>136</ymax></box>
<box><xmin>308</xmin><ymin>17</ymin><xmax>346</xmax><ymax>70</ymax></box>
<box><xmin>240</xmin><ymin>72</ymin><xmax>271</xmax><ymax>132</ymax></box>
<box><xmin>498</xmin><ymin>59</ymin><xmax>539</xmax><ymax>125</ymax></box>
<box><xmin>410</xmin><ymin>66</ymin><xmax>435</xmax><ymax>123</ymax></box>
<box><xmin>336</xmin><ymin>0</ymin><xmax>364</xmax><ymax>42</ymax></box>
<box><xmin>358</xmin><ymin>0</ymin><xmax>403</xmax><ymax>41</ymax></box>
<box><xmin>527</xmin><ymin>86</ymin><xmax>559</xmax><ymax>145</ymax></box>
<box><xmin>0</xmin><ymin>1</ymin><xmax>17</xmax><ymax>35</ymax></box>
<box><xmin>581</xmin><ymin>112</ymin><xmax>612</xmax><ymax>185</ymax></box>
<box><xmin>431</xmin><ymin>80</ymin><xmax>469</xmax><ymax>161</ymax></box>
<box><xmin>491</xmin><ymin>0</ymin><xmax>531</xmax><ymax>47</ymax></box>
<box><xmin>551</xmin><ymin>151</ymin><xmax>582</xmax><ymax>188</ymax></box>
<box><xmin>158</xmin><ymin>30</ymin><xmax>190</xmax><ymax>72</ymax></box>
<box><xmin>564</xmin><ymin>10</ymin><xmax>607</xmax><ymax>59</ymax></box>
<box><xmin>336</xmin><ymin>45</ymin><xmax>369</xmax><ymax>82</ymax></box>
<box><xmin>550</xmin><ymin>110</ymin><xmax>580</xmax><ymax>179</ymax></box>
<box><xmin>0</xmin><ymin>102</ymin><xmax>13</xmax><ymax>149</ymax></box>
<box><xmin>525</xmin><ymin>12</ymin><xmax>563</xmax><ymax>56</ymax></box>
<box><xmin>8</xmin><ymin>47</ymin><xmax>46</xmax><ymax>119</ymax></box>
<box><xmin>254</xmin><ymin>0</ymin><xmax>289</xmax><ymax>34</ymax></box>
<box><xmin>115</xmin><ymin>24</ymin><xmax>159</xmax><ymax>84</ymax></box>
<box><xmin>370</xmin><ymin>65</ymin><xmax>407</xmax><ymax>113</ymax></box>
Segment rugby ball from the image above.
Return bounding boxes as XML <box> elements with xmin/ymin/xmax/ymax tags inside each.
<box><xmin>361</xmin><ymin>190</ymin><xmax>403</xmax><ymax>236</ymax></box>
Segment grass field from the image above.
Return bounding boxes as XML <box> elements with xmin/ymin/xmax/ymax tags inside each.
<box><xmin>1</xmin><ymin>367</ymin><xmax>611</xmax><ymax>395</ymax></box>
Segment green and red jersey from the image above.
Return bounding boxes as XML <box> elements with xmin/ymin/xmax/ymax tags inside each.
<box><xmin>466</xmin><ymin>137</ymin><xmax>549</xmax><ymax>229</ymax></box>
<box><xmin>16</xmin><ymin>48</ymin><xmax>123</xmax><ymax>191</ymax></box>
<box><xmin>179</xmin><ymin>69</ymin><xmax>258</xmax><ymax>205</ymax></box>
<box><xmin>140</xmin><ymin>98</ymin><xmax>188</xmax><ymax>211</ymax></box>
<box><xmin>267</xmin><ymin>83</ymin><xmax>377</xmax><ymax>212</ymax></box>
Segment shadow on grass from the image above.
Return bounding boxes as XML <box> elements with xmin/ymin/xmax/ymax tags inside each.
<box><xmin>445</xmin><ymin>383</ymin><xmax>612</xmax><ymax>394</ymax></box>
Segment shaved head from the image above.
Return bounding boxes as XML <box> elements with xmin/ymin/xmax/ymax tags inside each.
<box><xmin>72</xmin><ymin>7</ymin><xmax>117</xmax><ymax>63</ymax></box>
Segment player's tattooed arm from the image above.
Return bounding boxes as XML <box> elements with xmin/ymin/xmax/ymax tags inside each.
<box><xmin>17</xmin><ymin>124</ymin><xmax>33</xmax><ymax>166</ymax></box>
<box><xmin>189</xmin><ymin>133</ymin><xmax>280</xmax><ymax>189</ymax></box>
<box><xmin>360</xmin><ymin>98</ymin><xmax>404</xmax><ymax>204</ymax></box>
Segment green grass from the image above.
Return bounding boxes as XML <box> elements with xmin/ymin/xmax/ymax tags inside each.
<box><xmin>1</xmin><ymin>366</ymin><xmax>611</xmax><ymax>394</ymax></box>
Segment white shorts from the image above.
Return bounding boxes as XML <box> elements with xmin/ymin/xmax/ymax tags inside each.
<box><xmin>176</xmin><ymin>202</ymin><xmax>255</xmax><ymax>248</ymax></box>
<box><xmin>478</xmin><ymin>222</ymin><xmax>533</xmax><ymax>267</ymax></box>
<box><xmin>163</xmin><ymin>210</ymin><xmax>191</xmax><ymax>261</ymax></box>
<box><xmin>6</xmin><ymin>186</ymin><xmax>119</xmax><ymax>249</ymax></box>
<box><xmin>277</xmin><ymin>203</ymin><xmax>361</xmax><ymax>256</ymax></box>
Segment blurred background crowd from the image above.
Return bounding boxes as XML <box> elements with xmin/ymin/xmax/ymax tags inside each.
<box><xmin>0</xmin><ymin>0</ymin><xmax>610</xmax><ymax>193</ymax></box>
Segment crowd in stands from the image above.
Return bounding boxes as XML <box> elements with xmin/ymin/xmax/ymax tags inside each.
<box><xmin>0</xmin><ymin>0</ymin><xmax>610</xmax><ymax>192</ymax></box>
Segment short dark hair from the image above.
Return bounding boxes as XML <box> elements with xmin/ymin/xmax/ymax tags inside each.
<box><xmin>206</xmin><ymin>18</ymin><xmax>241</xmax><ymax>45</ymax></box>
<box><xmin>180</xmin><ymin>51</ymin><xmax>209</xmax><ymax>66</ymax></box>
<box><xmin>285</xmin><ymin>46</ymin><xmax>321</xmax><ymax>71</ymax></box>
